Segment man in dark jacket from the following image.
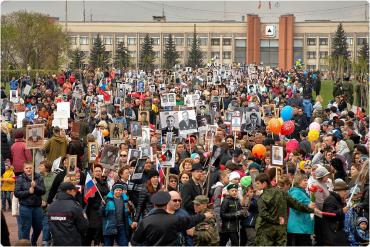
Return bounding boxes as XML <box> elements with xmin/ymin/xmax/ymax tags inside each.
<box><xmin>322</xmin><ymin>180</ymin><xmax>350</xmax><ymax>246</ymax></box>
<box><xmin>48</xmin><ymin>182</ymin><xmax>88</xmax><ymax>246</ymax></box>
<box><xmin>180</xmin><ymin>163</ymin><xmax>204</xmax><ymax>214</ymax></box>
<box><xmin>14</xmin><ymin>162</ymin><xmax>46</xmax><ymax>245</ymax></box>
<box><xmin>131</xmin><ymin>191</ymin><xmax>213</xmax><ymax>246</ymax></box>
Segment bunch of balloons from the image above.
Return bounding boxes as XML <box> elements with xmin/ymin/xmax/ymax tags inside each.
<box><xmin>308</xmin><ymin>122</ymin><xmax>320</xmax><ymax>142</ymax></box>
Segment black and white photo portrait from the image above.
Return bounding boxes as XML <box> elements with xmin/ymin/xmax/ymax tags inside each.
<box><xmin>178</xmin><ymin>110</ymin><xmax>198</xmax><ymax>135</ymax></box>
<box><xmin>130</xmin><ymin>121</ymin><xmax>142</xmax><ymax>137</ymax></box>
<box><xmin>100</xmin><ymin>144</ymin><xmax>119</xmax><ymax>168</ymax></box>
<box><xmin>109</xmin><ymin>123</ymin><xmax>124</xmax><ymax>142</ymax></box>
<box><xmin>272</xmin><ymin>145</ymin><xmax>284</xmax><ymax>166</ymax></box>
<box><xmin>241</xmin><ymin>111</ymin><xmax>262</xmax><ymax>132</ymax></box>
<box><xmin>160</xmin><ymin>111</ymin><xmax>179</xmax><ymax>136</ymax></box>
<box><xmin>161</xmin><ymin>146</ymin><xmax>177</xmax><ymax>168</ymax></box>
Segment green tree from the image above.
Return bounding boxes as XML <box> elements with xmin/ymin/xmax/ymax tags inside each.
<box><xmin>163</xmin><ymin>34</ymin><xmax>179</xmax><ymax>69</ymax></box>
<box><xmin>69</xmin><ymin>48</ymin><xmax>85</xmax><ymax>70</ymax></box>
<box><xmin>187</xmin><ymin>27</ymin><xmax>203</xmax><ymax>68</ymax></box>
<box><xmin>114</xmin><ymin>42</ymin><xmax>129</xmax><ymax>68</ymax></box>
<box><xmin>331</xmin><ymin>23</ymin><xmax>349</xmax><ymax>59</ymax></box>
<box><xmin>1</xmin><ymin>11</ymin><xmax>68</xmax><ymax>70</ymax></box>
<box><xmin>139</xmin><ymin>34</ymin><xmax>155</xmax><ymax>72</ymax></box>
<box><xmin>89</xmin><ymin>34</ymin><xmax>109</xmax><ymax>68</ymax></box>
<box><xmin>358</xmin><ymin>39</ymin><xmax>369</xmax><ymax>63</ymax></box>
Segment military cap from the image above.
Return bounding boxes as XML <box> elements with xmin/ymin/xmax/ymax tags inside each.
<box><xmin>193</xmin><ymin>195</ymin><xmax>209</xmax><ymax>205</ymax></box>
<box><xmin>151</xmin><ymin>191</ymin><xmax>171</xmax><ymax>205</ymax></box>
<box><xmin>226</xmin><ymin>183</ymin><xmax>239</xmax><ymax>190</ymax></box>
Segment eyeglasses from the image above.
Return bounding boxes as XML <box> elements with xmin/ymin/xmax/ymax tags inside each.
<box><xmin>172</xmin><ymin>199</ymin><xmax>182</xmax><ymax>203</ymax></box>
<box><xmin>120</xmin><ymin>154</ymin><xmax>127</xmax><ymax>157</ymax></box>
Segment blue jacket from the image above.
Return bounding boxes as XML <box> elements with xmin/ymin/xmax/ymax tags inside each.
<box><xmin>287</xmin><ymin>187</ymin><xmax>314</xmax><ymax>234</ymax></box>
<box><xmin>101</xmin><ymin>192</ymin><xmax>132</xmax><ymax>236</ymax></box>
<box><xmin>303</xmin><ymin>99</ymin><xmax>313</xmax><ymax>118</ymax></box>
<box><xmin>240</xmin><ymin>196</ymin><xmax>259</xmax><ymax>228</ymax></box>
<box><xmin>10</xmin><ymin>79</ymin><xmax>18</xmax><ymax>90</ymax></box>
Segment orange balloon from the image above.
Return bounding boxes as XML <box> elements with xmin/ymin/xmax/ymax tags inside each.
<box><xmin>102</xmin><ymin>129</ymin><xmax>109</xmax><ymax>137</ymax></box>
<box><xmin>268</xmin><ymin>118</ymin><xmax>282</xmax><ymax>135</ymax></box>
<box><xmin>252</xmin><ymin>144</ymin><xmax>266</xmax><ymax>158</ymax></box>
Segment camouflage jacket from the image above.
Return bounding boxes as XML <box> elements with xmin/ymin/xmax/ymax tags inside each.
<box><xmin>193</xmin><ymin>209</ymin><xmax>220</xmax><ymax>246</ymax></box>
<box><xmin>255</xmin><ymin>187</ymin><xmax>313</xmax><ymax>230</ymax></box>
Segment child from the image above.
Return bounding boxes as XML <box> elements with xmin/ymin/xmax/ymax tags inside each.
<box><xmin>355</xmin><ymin>217</ymin><xmax>369</xmax><ymax>246</ymax></box>
<box><xmin>1</xmin><ymin>160</ymin><xmax>15</xmax><ymax>211</ymax></box>
<box><xmin>240</xmin><ymin>185</ymin><xmax>259</xmax><ymax>246</ymax></box>
<box><xmin>220</xmin><ymin>183</ymin><xmax>246</xmax><ymax>246</ymax></box>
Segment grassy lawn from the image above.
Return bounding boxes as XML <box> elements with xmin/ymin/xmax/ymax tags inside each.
<box><xmin>319</xmin><ymin>80</ymin><xmax>334</xmax><ymax>107</ymax></box>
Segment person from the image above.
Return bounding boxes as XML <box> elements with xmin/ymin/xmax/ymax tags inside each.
<box><xmin>192</xmin><ymin>195</ymin><xmax>219</xmax><ymax>246</ymax></box>
<box><xmin>139</xmin><ymin>111</ymin><xmax>149</xmax><ymax>126</ymax></box>
<box><xmin>254</xmin><ymin>173</ymin><xmax>318</xmax><ymax>246</ymax></box>
<box><xmin>220</xmin><ymin>183</ymin><xmax>245</xmax><ymax>246</ymax></box>
<box><xmin>180</xmin><ymin>163</ymin><xmax>204</xmax><ymax>214</ymax></box>
<box><xmin>130</xmin><ymin>122</ymin><xmax>141</xmax><ymax>137</ymax></box>
<box><xmin>240</xmin><ymin>184</ymin><xmax>258</xmax><ymax>246</ymax></box>
<box><xmin>131</xmin><ymin>191</ymin><xmax>213</xmax><ymax>246</ymax></box>
<box><xmin>162</xmin><ymin>115</ymin><xmax>179</xmax><ymax>136</ymax></box>
<box><xmin>47</xmin><ymin>182</ymin><xmax>88</xmax><ymax>246</ymax></box>
<box><xmin>101</xmin><ymin>182</ymin><xmax>135</xmax><ymax>246</ymax></box>
<box><xmin>287</xmin><ymin>174</ymin><xmax>314</xmax><ymax>246</ymax></box>
<box><xmin>43</xmin><ymin>126</ymin><xmax>68</xmax><ymax>163</ymax></box>
<box><xmin>322</xmin><ymin>179</ymin><xmax>350</xmax><ymax>246</ymax></box>
<box><xmin>354</xmin><ymin>217</ymin><xmax>369</xmax><ymax>246</ymax></box>
<box><xmin>241</xmin><ymin>112</ymin><xmax>261</xmax><ymax>132</ymax></box>
<box><xmin>85</xmin><ymin>164</ymin><xmax>110</xmax><ymax>246</ymax></box>
<box><xmin>1</xmin><ymin>160</ymin><xmax>15</xmax><ymax>211</ymax></box>
<box><xmin>179</xmin><ymin>110</ymin><xmax>197</xmax><ymax>131</ymax></box>
<box><xmin>14</xmin><ymin>162</ymin><xmax>46</xmax><ymax>245</ymax></box>
<box><xmin>38</xmin><ymin>160</ymin><xmax>56</xmax><ymax>246</ymax></box>
<box><xmin>11</xmin><ymin>130</ymin><xmax>32</xmax><ymax>176</ymax></box>
<box><xmin>112</xmin><ymin>123</ymin><xmax>120</xmax><ymax>138</ymax></box>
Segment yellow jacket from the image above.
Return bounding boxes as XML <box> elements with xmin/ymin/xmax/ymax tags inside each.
<box><xmin>1</xmin><ymin>168</ymin><xmax>15</xmax><ymax>191</ymax></box>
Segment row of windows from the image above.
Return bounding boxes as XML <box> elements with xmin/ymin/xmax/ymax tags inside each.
<box><xmin>306</xmin><ymin>50</ymin><xmax>356</xmax><ymax>59</ymax></box>
<box><xmin>307</xmin><ymin>37</ymin><xmax>367</xmax><ymax>46</ymax></box>
<box><xmin>70</xmin><ymin>36</ymin><xmax>233</xmax><ymax>46</ymax></box>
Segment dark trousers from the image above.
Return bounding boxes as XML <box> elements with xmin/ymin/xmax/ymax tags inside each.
<box><xmin>220</xmin><ymin>232</ymin><xmax>239</xmax><ymax>246</ymax></box>
<box><xmin>85</xmin><ymin>227</ymin><xmax>103</xmax><ymax>246</ymax></box>
<box><xmin>287</xmin><ymin>233</ymin><xmax>312</xmax><ymax>246</ymax></box>
<box><xmin>19</xmin><ymin>205</ymin><xmax>43</xmax><ymax>245</ymax></box>
<box><xmin>314</xmin><ymin>215</ymin><xmax>323</xmax><ymax>246</ymax></box>
<box><xmin>1</xmin><ymin>191</ymin><xmax>11</xmax><ymax>210</ymax></box>
<box><xmin>103</xmin><ymin>225</ymin><xmax>129</xmax><ymax>246</ymax></box>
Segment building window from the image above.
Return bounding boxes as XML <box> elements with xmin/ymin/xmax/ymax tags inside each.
<box><xmin>116</xmin><ymin>37</ymin><xmax>124</xmax><ymax>45</ymax></box>
<box><xmin>104</xmin><ymin>36</ymin><xmax>113</xmax><ymax>45</ymax></box>
<box><xmin>69</xmin><ymin>36</ymin><xmax>77</xmax><ymax>45</ymax></box>
<box><xmin>211</xmin><ymin>52</ymin><xmax>220</xmax><ymax>59</ymax></box>
<box><xmin>223</xmin><ymin>51</ymin><xmax>231</xmax><ymax>59</ymax></box>
<box><xmin>307</xmin><ymin>51</ymin><xmax>316</xmax><ymax>59</ymax></box>
<box><xmin>187</xmin><ymin>38</ymin><xmax>193</xmax><ymax>46</ymax></box>
<box><xmin>128</xmin><ymin>51</ymin><xmax>136</xmax><ymax>57</ymax></box>
<box><xmin>346</xmin><ymin>37</ymin><xmax>353</xmax><ymax>46</ymax></box>
<box><xmin>139</xmin><ymin>37</ymin><xmax>145</xmax><ymax>45</ymax></box>
<box><xmin>152</xmin><ymin>38</ymin><xmax>160</xmax><ymax>45</ymax></box>
<box><xmin>307</xmin><ymin>65</ymin><xmax>316</xmax><ymax>70</ymax></box>
<box><xmin>223</xmin><ymin>38</ymin><xmax>231</xmax><ymax>46</ymax></box>
<box><xmin>175</xmin><ymin>38</ymin><xmax>184</xmax><ymax>46</ymax></box>
<box><xmin>319</xmin><ymin>38</ymin><xmax>328</xmax><ymax>46</ymax></box>
<box><xmin>211</xmin><ymin>38</ymin><xmax>220</xmax><ymax>46</ymax></box>
<box><xmin>79</xmin><ymin>36</ymin><xmax>89</xmax><ymax>45</ymax></box>
<box><xmin>199</xmin><ymin>38</ymin><xmax>208</xmax><ymax>46</ymax></box>
<box><xmin>307</xmin><ymin>38</ymin><xmax>316</xmax><ymax>46</ymax></box>
<box><xmin>357</xmin><ymin>37</ymin><xmax>367</xmax><ymax>46</ymax></box>
<box><xmin>319</xmin><ymin>51</ymin><xmax>329</xmax><ymax>59</ymax></box>
<box><xmin>127</xmin><ymin>37</ymin><xmax>136</xmax><ymax>45</ymax></box>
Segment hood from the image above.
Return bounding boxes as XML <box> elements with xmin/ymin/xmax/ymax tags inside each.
<box><xmin>106</xmin><ymin>191</ymin><xmax>129</xmax><ymax>201</ymax></box>
<box><xmin>303</xmin><ymin>99</ymin><xmax>311</xmax><ymax>105</ymax></box>
<box><xmin>288</xmin><ymin>186</ymin><xmax>307</xmax><ymax>196</ymax></box>
<box><xmin>211</xmin><ymin>181</ymin><xmax>225</xmax><ymax>189</ymax></box>
<box><xmin>53</xmin><ymin>134</ymin><xmax>67</xmax><ymax>144</ymax></box>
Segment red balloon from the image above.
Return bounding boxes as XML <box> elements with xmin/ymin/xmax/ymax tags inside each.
<box><xmin>280</xmin><ymin>120</ymin><xmax>295</xmax><ymax>136</ymax></box>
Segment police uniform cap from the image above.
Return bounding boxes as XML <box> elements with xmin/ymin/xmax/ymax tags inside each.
<box><xmin>191</xmin><ymin>163</ymin><xmax>204</xmax><ymax>172</ymax></box>
<box><xmin>150</xmin><ymin>191</ymin><xmax>171</xmax><ymax>205</ymax></box>
<box><xmin>59</xmin><ymin>182</ymin><xmax>77</xmax><ymax>191</ymax></box>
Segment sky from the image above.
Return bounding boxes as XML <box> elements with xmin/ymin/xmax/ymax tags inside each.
<box><xmin>1</xmin><ymin>0</ymin><xmax>368</xmax><ymax>23</ymax></box>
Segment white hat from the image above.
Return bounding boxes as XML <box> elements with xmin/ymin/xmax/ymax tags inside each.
<box><xmin>229</xmin><ymin>171</ymin><xmax>240</xmax><ymax>181</ymax></box>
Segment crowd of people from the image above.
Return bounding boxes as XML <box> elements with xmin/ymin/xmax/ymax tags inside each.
<box><xmin>0</xmin><ymin>63</ymin><xmax>369</xmax><ymax>246</ymax></box>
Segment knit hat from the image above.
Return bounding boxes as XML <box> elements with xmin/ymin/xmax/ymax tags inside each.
<box><xmin>112</xmin><ymin>182</ymin><xmax>127</xmax><ymax>191</ymax></box>
<box><xmin>229</xmin><ymin>171</ymin><xmax>240</xmax><ymax>181</ymax></box>
<box><xmin>147</xmin><ymin>169</ymin><xmax>160</xmax><ymax>179</ymax></box>
<box><xmin>191</xmin><ymin>153</ymin><xmax>200</xmax><ymax>160</ymax></box>
<box><xmin>248</xmin><ymin>162</ymin><xmax>261</xmax><ymax>172</ymax></box>
<box><xmin>357</xmin><ymin>217</ymin><xmax>368</xmax><ymax>226</ymax></box>
<box><xmin>315</xmin><ymin>166</ymin><xmax>330</xmax><ymax>179</ymax></box>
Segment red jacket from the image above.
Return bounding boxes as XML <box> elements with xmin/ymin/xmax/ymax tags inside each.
<box><xmin>11</xmin><ymin>139</ymin><xmax>32</xmax><ymax>173</ymax></box>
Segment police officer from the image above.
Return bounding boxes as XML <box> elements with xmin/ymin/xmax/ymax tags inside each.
<box><xmin>131</xmin><ymin>191</ymin><xmax>213</xmax><ymax>246</ymax></box>
<box><xmin>48</xmin><ymin>182</ymin><xmax>88</xmax><ymax>246</ymax></box>
<box><xmin>192</xmin><ymin>195</ymin><xmax>220</xmax><ymax>246</ymax></box>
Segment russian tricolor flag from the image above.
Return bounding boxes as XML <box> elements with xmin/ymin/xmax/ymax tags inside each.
<box><xmin>84</xmin><ymin>172</ymin><xmax>98</xmax><ymax>203</ymax></box>
<box><xmin>156</xmin><ymin>159</ymin><xmax>165</xmax><ymax>184</ymax></box>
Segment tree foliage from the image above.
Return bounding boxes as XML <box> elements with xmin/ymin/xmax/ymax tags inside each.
<box><xmin>358</xmin><ymin>39</ymin><xmax>369</xmax><ymax>63</ymax></box>
<box><xmin>1</xmin><ymin>11</ymin><xmax>68</xmax><ymax>70</ymax></box>
<box><xmin>69</xmin><ymin>48</ymin><xmax>85</xmax><ymax>70</ymax></box>
<box><xmin>331</xmin><ymin>23</ymin><xmax>349</xmax><ymax>59</ymax></box>
<box><xmin>163</xmin><ymin>34</ymin><xmax>179</xmax><ymax>69</ymax></box>
<box><xmin>187</xmin><ymin>29</ymin><xmax>203</xmax><ymax>68</ymax></box>
<box><xmin>114</xmin><ymin>42</ymin><xmax>129</xmax><ymax>68</ymax></box>
<box><xmin>139</xmin><ymin>34</ymin><xmax>155</xmax><ymax>72</ymax></box>
<box><xmin>89</xmin><ymin>34</ymin><xmax>110</xmax><ymax>69</ymax></box>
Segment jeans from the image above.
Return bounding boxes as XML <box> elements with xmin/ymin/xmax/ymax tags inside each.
<box><xmin>1</xmin><ymin>191</ymin><xmax>12</xmax><ymax>210</ymax></box>
<box><xmin>16</xmin><ymin>215</ymin><xmax>23</xmax><ymax>240</ymax></box>
<box><xmin>41</xmin><ymin>211</ymin><xmax>51</xmax><ymax>242</ymax></box>
<box><xmin>103</xmin><ymin>225</ymin><xmax>128</xmax><ymax>246</ymax></box>
<box><xmin>19</xmin><ymin>205</ymin><xmax>43</xmax><ymax>245</ymax></box>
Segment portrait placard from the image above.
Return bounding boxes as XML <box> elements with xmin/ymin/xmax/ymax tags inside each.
<box><xmin>271</xmin><ymin>145</ymin><xmax>284</xmax><ymax>166</ymax></box>
<box><xmin>26</xmin><ymin>124</ymin><xmax>44</xmax><ymax>149</ymax></box>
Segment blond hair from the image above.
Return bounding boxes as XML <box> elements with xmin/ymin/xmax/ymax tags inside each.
<box><xmin>315</xmin><ymin>95</ymin><xmax>323</xmax><ymax>103</ymax></box>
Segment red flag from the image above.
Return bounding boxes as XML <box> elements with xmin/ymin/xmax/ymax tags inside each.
<box><xmin>269</xmin><ymin>1</ymin><xmax>272</xmax><ymax>10</ymax></box>
<box><xmin>258</xmin><ymin>1</ymin><xmax>261</xmax><ymax>9</ymax></box>
<box><xmin>98</xmin><ymin>88</ymin><xmax>111</xmax><ymax>102</ymax></box>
